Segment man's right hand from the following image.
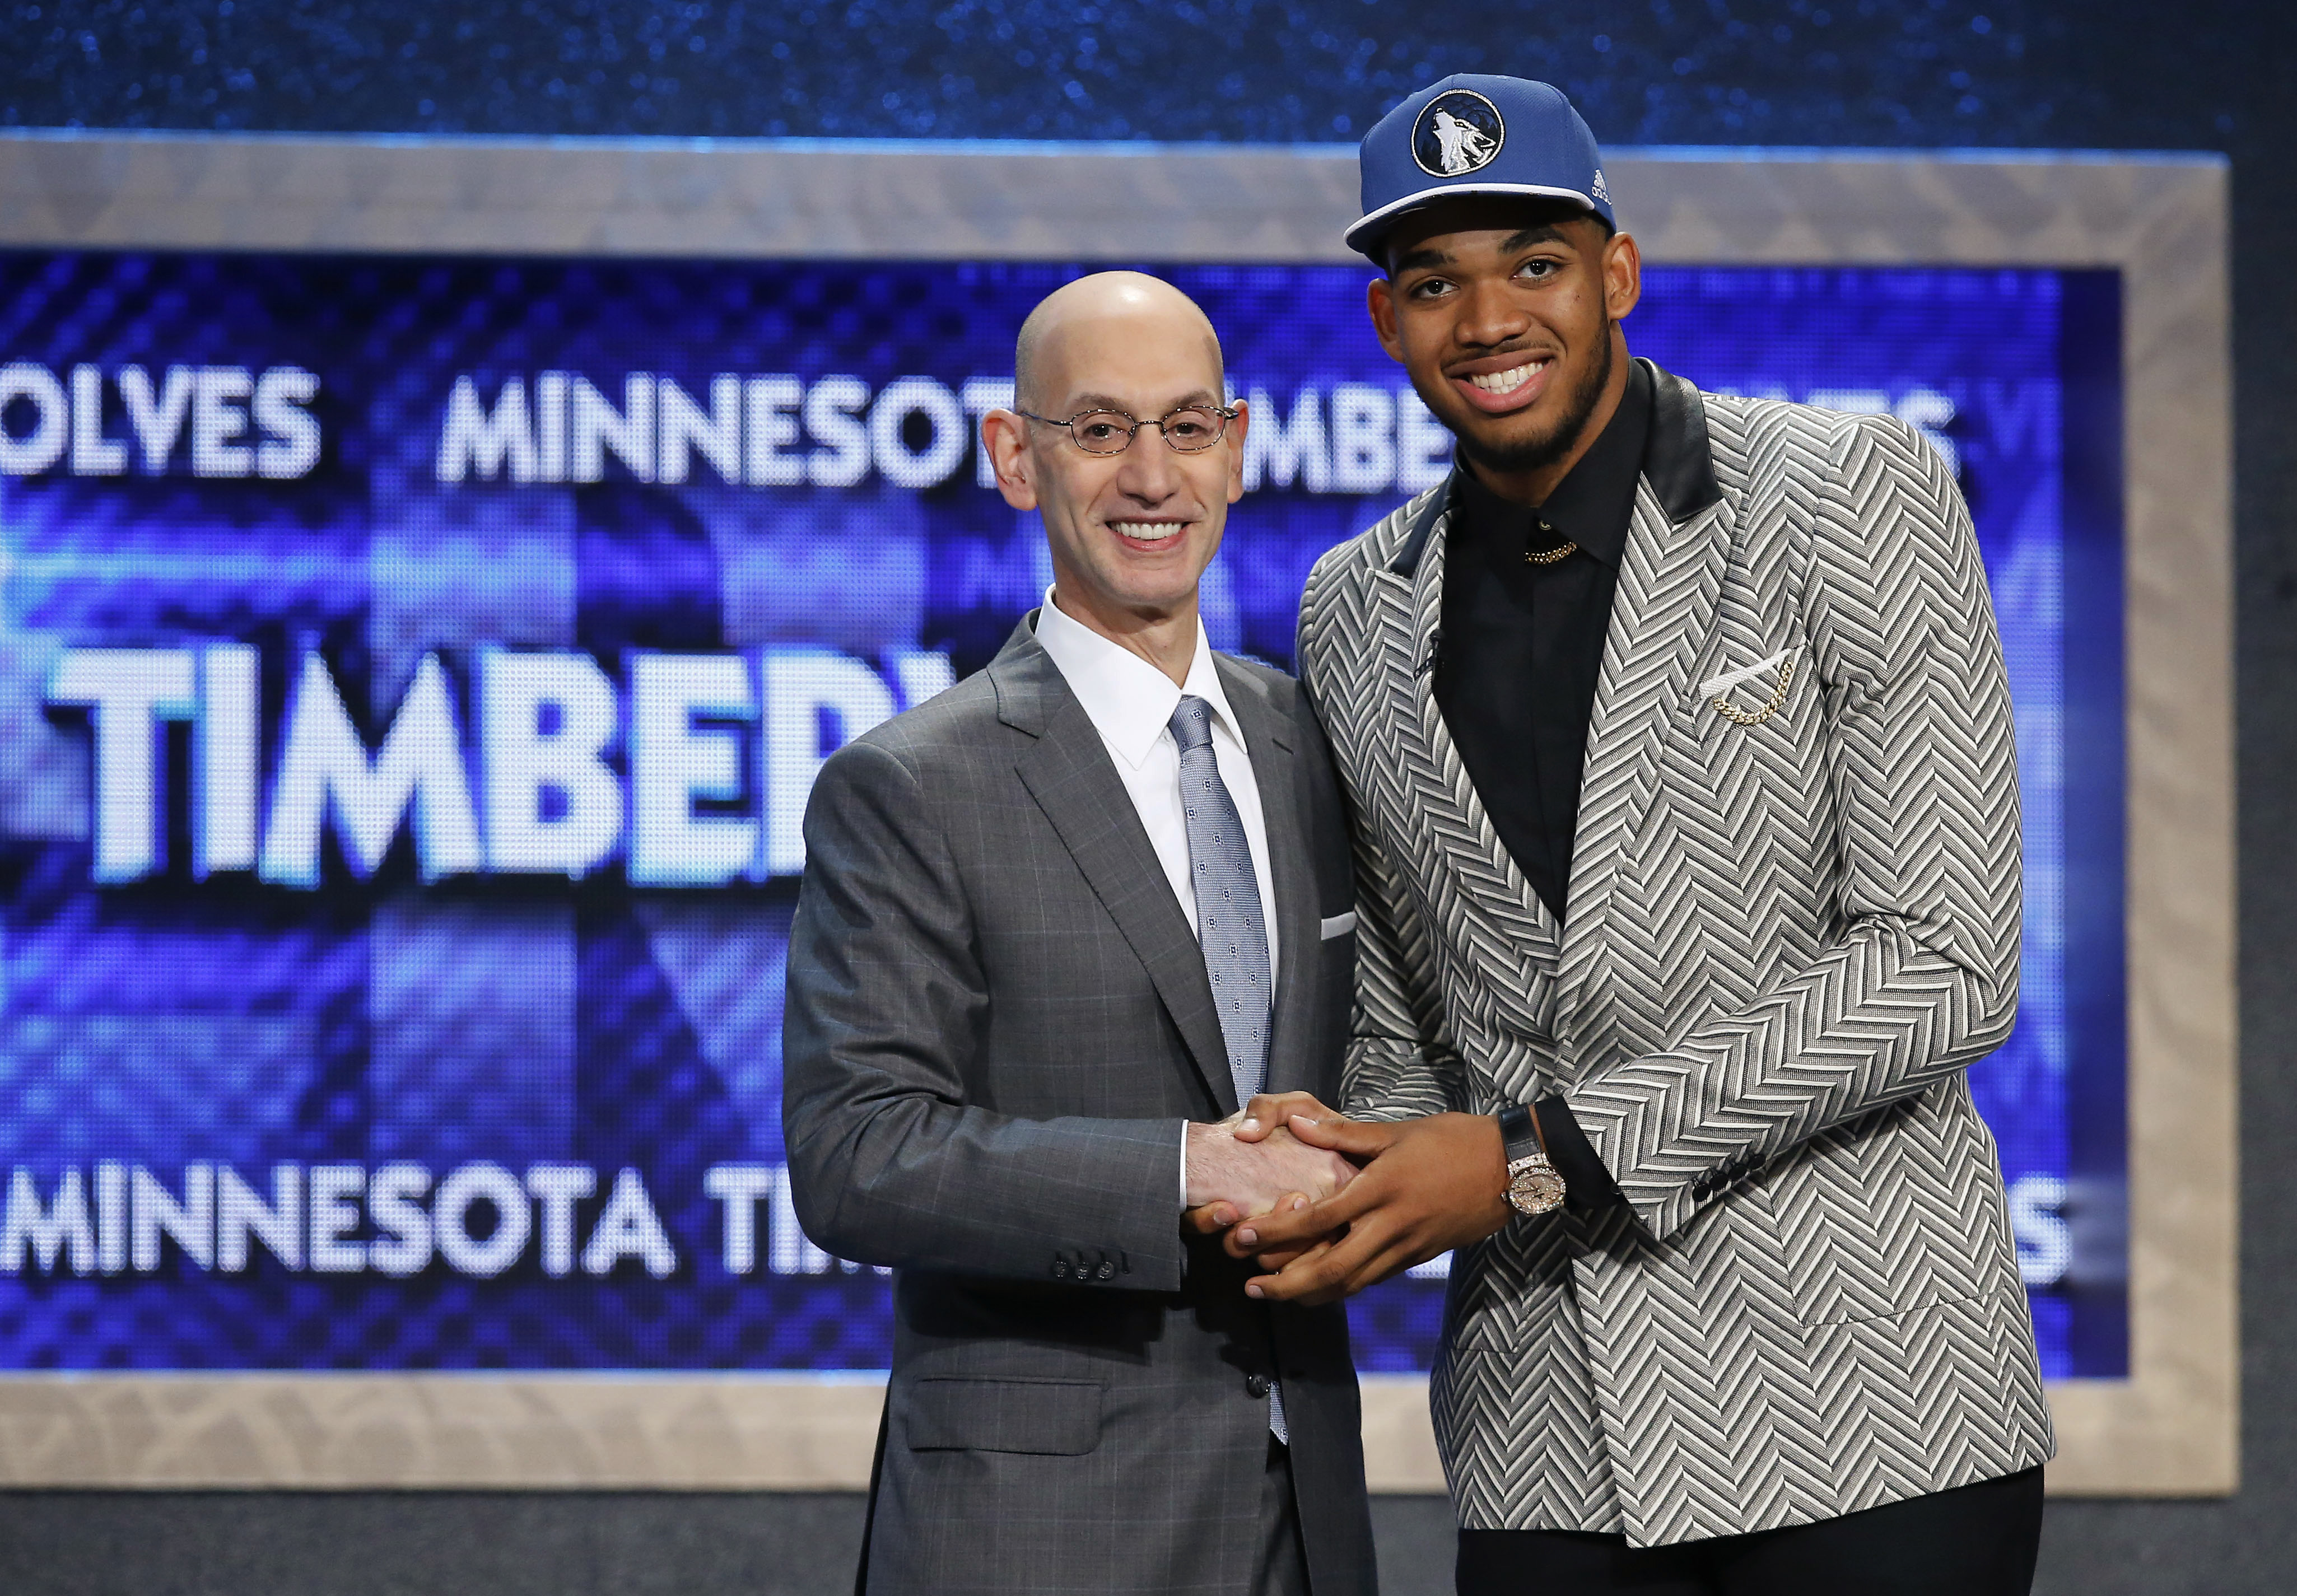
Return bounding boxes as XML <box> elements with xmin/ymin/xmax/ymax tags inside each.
<box><xmin>1182</xmin><ymin>1117</ymin><xmax>1355</xmax><ymax>1222</ymax></box>
<box><xmin>1229</xmin><ymin>1111</ymin><xmax>1515</xmax><ymax>1305</ymax></box>
<box><xmin>1184</xmin><ymin>1090</ymin><xmax>1358</xmax><ymax>1259</ymax></box>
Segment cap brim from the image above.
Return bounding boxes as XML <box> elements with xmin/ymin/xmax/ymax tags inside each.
<box><xmin>1345</xmin><ymin>182</ymin><xmax>1599</xmax><ymax>258</ymax></box>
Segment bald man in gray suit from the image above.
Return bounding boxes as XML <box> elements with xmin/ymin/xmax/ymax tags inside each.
<box><xmin>782</xmin><ymin>273</ymin><xmax>1378</xmax><ymax>1596</ymax></box>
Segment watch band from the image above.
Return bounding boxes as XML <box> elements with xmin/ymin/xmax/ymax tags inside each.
<box><xmin>1496</xmin><ymin>1101</ymin><xmax>1545</xmax><ymax>1162</ymax></box>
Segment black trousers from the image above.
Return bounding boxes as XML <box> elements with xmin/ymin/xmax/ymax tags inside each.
<box><xmin>1456</xmin><ymin>1467</ymin><xmax>2044</xmax><ymax>1596</ymax></box>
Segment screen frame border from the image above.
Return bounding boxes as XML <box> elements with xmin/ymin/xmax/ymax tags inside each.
<box><xmin>0</xmin><ymin>131</ymin><xmax>2235</xmax><ymax>1496</ymax></box>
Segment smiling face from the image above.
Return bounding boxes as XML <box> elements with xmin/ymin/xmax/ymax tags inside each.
<box><xmin>984</xmin><ymin>273</ymin><xmax>1247</xmax><ymax>667</ymax></box>
<box><xmin>1368</xmin><ymin>197</ymin><xmax>1641</xmax><ymax>502</ymax></box>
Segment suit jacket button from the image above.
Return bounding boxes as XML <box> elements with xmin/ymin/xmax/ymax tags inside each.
<box><xmin>1245</xmin><ymin>1373</ymin><xmax>1271</xmax><ymax>1399</ymax></box>
<box><xmin>1052</xmin><ymin>1259</ymin><xmax>1069</xmax><ymax>1278</ymax></box>
<box><xmin>1097</xmin><ymin>1260</ymin><xmax>1115</xmax><ymax>1280</ymax></box>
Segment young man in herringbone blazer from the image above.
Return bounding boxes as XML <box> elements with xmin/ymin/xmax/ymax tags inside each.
<box><xmin>1221</xmin><ymin>77</ymin><xmax>2053</xmax><ymax>1595</ymax></box>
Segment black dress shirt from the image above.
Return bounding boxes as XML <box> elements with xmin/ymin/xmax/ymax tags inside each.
<box><xmin>1432</xmin><ymin>361</ymin><xmax>1655</xmax><ymax>1216</ymax></box>
<box><xmin>1433</xmin><ymin>359</ymin><xmax>1653</xmax><ymax>924</ymax></box>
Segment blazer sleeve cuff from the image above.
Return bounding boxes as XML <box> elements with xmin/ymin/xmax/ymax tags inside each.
<box><xmin>1535</xmin><ymin>1095</ymin><xmax>1628</xmax><ymax>1217</ymax></box>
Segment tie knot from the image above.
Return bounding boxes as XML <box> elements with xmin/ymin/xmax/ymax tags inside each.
<box><xmin>1168</xmin><ymin>694</ymin><xmax>1215</xmax><ymax>754</ymax></box>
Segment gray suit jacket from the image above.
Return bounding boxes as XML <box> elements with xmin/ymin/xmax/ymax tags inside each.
<box><xmin>784</xmin><ymin>618</ymin><xmax>1376</xmax><ymax>1596</ymax></box>
<box><xmin>1296</xmin><ymin>361</ymin><xmax>2054</xmax><ymax>1547</ymax></box>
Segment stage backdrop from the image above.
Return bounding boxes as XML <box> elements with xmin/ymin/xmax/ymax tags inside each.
<box><xmin>0</xmin><ymin>136</ymin><xmax>2233</xmax><ymax>1495</ymax></box>
<box><xmin>0</xmin><ymin>248</ymin><xmax>2124</xmax><ymax>1377</ymax></box>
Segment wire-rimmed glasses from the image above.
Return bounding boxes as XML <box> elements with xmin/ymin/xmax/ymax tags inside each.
<box><xmin>1014</xmin><ymin>403</ymin><xmax>1240</xmax><ymax>455</ymax></box>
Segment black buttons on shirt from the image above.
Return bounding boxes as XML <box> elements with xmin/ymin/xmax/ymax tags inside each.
<box><xmin>1245</xmin><ymin>1373</ymin><xmax>1271</xmax><ymax>1399</ymax></box>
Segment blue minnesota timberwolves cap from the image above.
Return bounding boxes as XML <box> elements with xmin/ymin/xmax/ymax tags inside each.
<box><xmin>1346</xmin><ymin>75</ymin><xmax>1614</xmax><ymax>260</ymax></box>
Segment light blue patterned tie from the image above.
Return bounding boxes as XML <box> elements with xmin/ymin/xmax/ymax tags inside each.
<box><xmin>1168</xmin><ymin>694</ymin><xmax>1287</xmax><ymax>1444</ymax></box>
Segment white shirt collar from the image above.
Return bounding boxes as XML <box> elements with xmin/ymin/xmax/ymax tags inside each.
<box><xmin>1031</xmin><ymin>585</ymin><xmax>1244</xmax><ymax>769</ymax></box>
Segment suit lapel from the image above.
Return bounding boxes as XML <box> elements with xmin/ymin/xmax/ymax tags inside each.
<box><xmin>1215</xmin><ymin>657</ymin><xmax>1317</xmax><ymax>1099</ymax></box>
<box><xmin>1553</xmin><ymin>478</ymin><xmax>1735</xmax><ymax>1076</ymax></box>
<box><xmin>994</xmin><ymin>622</ymin><xmax>1240</xmax><ymax>1117</ymax></box>
<box><xmin>1369</xmin><ymin>491</ymin><xmax>1565</xmax><ymax>1040</ymax></box>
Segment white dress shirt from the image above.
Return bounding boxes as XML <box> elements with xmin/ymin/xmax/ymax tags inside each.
<box><xmin>1032</xmin><ymin>589</ymin><xmax>1280</xmax><ymax>1205</ymax></box>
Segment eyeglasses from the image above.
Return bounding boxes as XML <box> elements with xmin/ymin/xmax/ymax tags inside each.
<box><xmin>1014</xmin><ymin>403</ymin><xmax>1240</xmax><ymax>455</ymax></box>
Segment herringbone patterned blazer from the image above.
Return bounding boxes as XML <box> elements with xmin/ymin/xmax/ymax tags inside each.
<box><xmin>1296</xmin><ymin>361</ymin><xmax>2054</xmax><ymax>1548</ymax></box>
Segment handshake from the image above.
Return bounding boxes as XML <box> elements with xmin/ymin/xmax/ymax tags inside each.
<box><xmin>1179</xmin><ymin>1095</ymin><xmax>1520</xmax><ymax>1306</ymax></box>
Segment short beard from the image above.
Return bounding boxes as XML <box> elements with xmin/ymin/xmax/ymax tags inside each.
<box><xmin>1450</xmin><ymin>333</ymin><xmax>1615</xmax><ymax>480</ymax></box>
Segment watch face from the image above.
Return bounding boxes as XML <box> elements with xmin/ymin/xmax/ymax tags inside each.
<box><xmin>1507</xmin><ymin>1162</ymin><xmax>1566</xmax><ymax>1216</ymax></box>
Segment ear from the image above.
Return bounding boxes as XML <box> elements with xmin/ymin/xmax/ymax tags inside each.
<box><xmin>982</xmin><ymin>410</ymin><xmax>1038</xmax><ymax>510</ymax></box>
<box><xmin>1602</xmin><ymin>230</ymin><xmax>1642</xmax><ymax>324</ymax></box>
<box><xmin>1366</xmin><ymin>277</ymin><xmax>1406</xmax><ymax>363</ymax></box>
<box><xmin>1224</xmin><ymin>397</ymin><xmax>1250</xmax><ymax>505</ymax></box>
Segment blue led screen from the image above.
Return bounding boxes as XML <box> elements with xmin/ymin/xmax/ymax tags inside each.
<box><xmin>0</xmin><ymin>252</ymin><xmax>2126</xmax><ymax>1377</ymax></box>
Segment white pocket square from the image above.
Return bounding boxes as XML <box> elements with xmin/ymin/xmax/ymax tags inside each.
<box><xmin>1319</xmin><ymin>911</ymin><xmax>1357</xmax><ymax>940</ymax></box>
<box><xmin>1700</xmin><ymin>646</ymin><xmax>1800</xmax><ymax>699</ymax></box>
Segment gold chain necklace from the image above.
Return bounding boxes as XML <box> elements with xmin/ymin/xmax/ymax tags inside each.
<box><xmin>1711</xmin><ymin>654</ymin><xmax>1796</xmax><ymax>727</ymax></box>
<box><xmin>1522</xmin><ymin>514</ymin><xmax>1577</xmax><ymax>566</ymax></box>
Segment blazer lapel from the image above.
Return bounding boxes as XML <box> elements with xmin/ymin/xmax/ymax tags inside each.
<box><xmin>1369</xmin><ymin>487</ymin><xmax>1566</xmax><ymax>1042</ymax></box>
<box><xmin>1553</xmin><ymin>479</ymin><xmax>1734</xmax><ymax>1076</ymax></box>
<box><xmin>1215</xmin><ymin>657</ymin><xmax>1318</xmax><ymax>1099</ymax></box>
<box><xmin>993</xmin><ymin>622</ymin><xmax>1241</xmax><ymax>1117</ymax></box>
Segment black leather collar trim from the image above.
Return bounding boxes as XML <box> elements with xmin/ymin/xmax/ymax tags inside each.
<box><xmin>1386</xmin><ymin>358</ymin><xmax>1721</xmax><ymax>578</ymax></box>
<box><xmin>1641</xmin><ymin>358</ymin><xmax>1725</xmax><ymax>525</ymax></box>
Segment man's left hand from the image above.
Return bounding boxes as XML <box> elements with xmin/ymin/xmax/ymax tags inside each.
<box><xmin>1227</xmin><ymin>1112</ymin><xmax>1515</xmax><ymax>1305</ymax></box>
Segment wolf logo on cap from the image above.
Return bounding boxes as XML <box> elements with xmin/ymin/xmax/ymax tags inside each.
<box><xmin>1429</xmin><ymin>109</ymin><xmax>1496</xmax><ymax>173</ymax></box>
<box><xmin>1413</xmin><ymin>90</ymin><xmax>1504</xmax><ymax>176</ymax></box>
